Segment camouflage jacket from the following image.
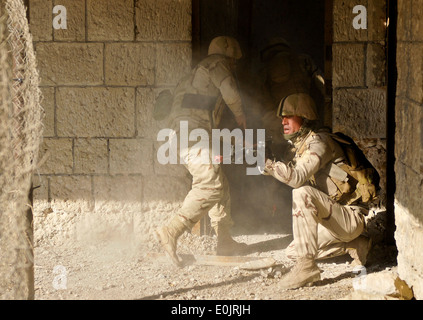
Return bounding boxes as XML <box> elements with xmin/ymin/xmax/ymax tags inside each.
<box><xmin>169</xmin><ymin>54</ymin><xmax>244</xmax><ymax>132</ymax></box>
<box><xmin>263</xmin><ymin>128</ymin><xmax>355</xmax><ymax>203</ymax></box>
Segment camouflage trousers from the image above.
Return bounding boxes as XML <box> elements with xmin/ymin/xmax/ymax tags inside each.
<box><xmin>285</xmin><ymin>185</ymin><xmax>366</xmax><ymax>260</ymax></box>
<box><xmin>175</xmin><ymin>142</ymin><xmax>233</xmax><ymax>231</ymax></box>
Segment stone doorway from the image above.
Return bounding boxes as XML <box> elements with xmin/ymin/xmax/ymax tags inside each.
<box><xmin>192</xmin><ymin>0</ymin><xmax>328</xmax><ymax>235</ymax></box>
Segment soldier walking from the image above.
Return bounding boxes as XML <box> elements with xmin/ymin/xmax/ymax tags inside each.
<box><xmin>155</xmin><ymin>36</ymin><xmax>248</xmax><ymax>267</ymax></box>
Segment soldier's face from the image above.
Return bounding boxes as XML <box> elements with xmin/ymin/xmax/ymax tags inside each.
<box><xmin>281</xmin><ymin>116</ymin><xmax>303</xmax><ymax>134</ymax></box>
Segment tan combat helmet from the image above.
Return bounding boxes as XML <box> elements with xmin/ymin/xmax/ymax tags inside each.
<box><xmin>208</xmin><ymin>36</ymin><xmax>242</xmax><ymax>60</ymax></box>
<box><xmin>277</xmin><ymin>93</ymin><xmax>318</xmax><ymax>120</ymax></box>
<box><xmin>260</xmin><ymin>37</ymin><xmax>291</xmax><ymax>62</ymax></box>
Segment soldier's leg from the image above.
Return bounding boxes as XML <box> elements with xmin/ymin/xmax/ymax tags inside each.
<box><xmin>286</xmin><ymin>222</ymin><xmax>371</xmax><ymax>265</ymax></box>
<box><xmin>285</xmin><ymin>226</ymin><xmax>346</xmax><ymax>261</ymax></box>
<box><xmin>156</xmin><ymin>146</ymin><xmax>224</xmax><ymax>266</ymax></box>
<box><xmin>177</xmin><ymin>159</ymin><xmax>225</xmax><ymax>230</ymax></box>
<box><xmin>208</xmin><ymin>170</ymin><xmax>248</xmax><ymax>255</ymax></box>
<box><xmin>291</xmin><ymin>185</ymin><xmax>365</xmax><ymax>259</ymax></box>
<box><xmin>280</xmin><ymin>185</ymin><xmax>365</xmax><ymax>289</ymax></box>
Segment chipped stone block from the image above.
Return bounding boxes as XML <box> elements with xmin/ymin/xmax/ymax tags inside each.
<box><xmin>395</xmin><ymin>99</ymin><xmax>421</xmax><ymax>173</ymax></box>
<box><xmin>333</xmin><ymin>0</ymin><xmax>367</xmax><ymax>42</ymax></box>
<box><xmin>35</xmin><ymin>43</ymin><xmax>103</xmax><ymax>86</ymax></box>
<box><xmin>56</xmin><ymin>87</ymin><xmax>135</xmax><ymax>138</ymax></box>
<box><xmin>29</xmin><ymin>0</ymin><xmax>53</xmax><ymax>41</ymax></box>
<box><xmin>87</xmin><ymin>0</ymin><xmax>134</xmax><ymax>41</ymax></box>
<box><xmin>395</xmin><ymin>203</ymin><xmax>423</xmax><ymax>300</ymax></box>
<box><xmin>53</xmin><ymin>0</ymin><xmax>85</xmax><ymax>41</ymax></box>
<box><xmin>409</xmin><ymin>43</ymin><xmax>423</xmax><ymax>104</ymax></box>
<box><xmin>332</xmin><ymin>43</ymin><xmax>365</xmax><ymax>88</ymax></box>
<box><xmin>93</xmin><ymin>175</ymin><xmax>143</xmax><ymax>213</ymax></box>
<box><xmin>333</xmin><ymin>88</ymin><xmax>387</xmax><ymax>139</ymax></box>
<box><xmin>74</xmin><ymin>138</ymin><xmax>108</xmax><ymax>174</ymax></box>
<box><xmin>395</xmin><ymin>42</ymin><xmax>410</xmax><ymax>97</ymax></box>
<box><xmin>135</xmin><ymin>0</ymin><xmax>191</xmax><ymax>41</ymax></box>
<box><xmin>156</xmin><ymin>43</ymin><xmax>192</xmax><ymax>86</ymax></box>
<box><xmin>105</xmin><ymin>43</ymin><xmax>155</xmax><ymax>86</ymax></box>
<box><xmin>49</xmin><ymin>175</ymin><xmax>93</xmax><ymax>212</ymax></box>
<box><xmin>366</xmin><ymin>43</ymin><xmax>386</xmax><ymax>88</ymax></box>
<box><xmin>411</xmin><ymin>0</ymin><xmax>423</xmax><ymax>41</ymax></box>
<box><xmin>143</xmin><ymin>175</ymin><xmax>190</xmax><ymax>203</ymax></box>
<box><xmin>39</xmin><ymin>87</ymin><xmax>55</xmax><ymax>137</ymax></box>
<box><xmin>38</xmin><ymin>138</ymin><xmax>73</xmax><ymax>174</ymax></box>
<box><xmin>397</xmin><ymin>0</ymin><xmax>412</xmax><ymax>41</ymax></box>
<box><xmin>109</xmin><ymin>139</ymin><xmax>153</xmax><ymax>175</ymax></box>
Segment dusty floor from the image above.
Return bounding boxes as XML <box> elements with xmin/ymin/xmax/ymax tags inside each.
<box><xmin>34</xmin><ymin>230</ymin><xmax>397</xmax><ymax>301</ymax></box>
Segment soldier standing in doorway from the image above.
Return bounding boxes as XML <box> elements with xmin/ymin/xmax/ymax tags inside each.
<box><xmin>155</xmin><ymin>36</ymin><xmax>249</xmax><ymax>267</ymax></box>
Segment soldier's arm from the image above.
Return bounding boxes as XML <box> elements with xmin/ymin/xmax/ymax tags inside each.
<box><xmin>263</xmin><ymin>135</ymin><xmax>331</xmax><ymax>188</ymax></box>
<box><xmin>210</xmin><ymin>61</ymin><xmax>246</xmax><ymax>127</ymax></box>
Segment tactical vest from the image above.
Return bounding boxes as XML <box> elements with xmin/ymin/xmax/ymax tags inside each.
<box><xmin>329</xmin><ymin>132</ymin><xmax>380</xmax><ymax>206</ymax></box>
<box><xmin>294</xmin><ymin>130</ymin><xmax>380</xmax><ymax>206</ymax></box>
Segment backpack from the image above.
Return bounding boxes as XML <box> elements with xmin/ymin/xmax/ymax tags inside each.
<box><xmin>330</xmin><ymin>132</ymin><xmax>380</xmax><ymax>205</ymax></box>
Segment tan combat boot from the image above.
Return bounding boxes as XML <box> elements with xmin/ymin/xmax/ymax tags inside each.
<box><xmin>346</xmin><ymin>235</ymin><xmax>372</xmax><ymax>266</ymax></box>
<box><xmin>279</xmin><ymin>257</ymin><xmax>321</xmax><ymax>289</ymax></box>
<box><xmin>155</xmin><ymin>217</ymin><xmax>187</xmax><ymax>267</ymax></box>
<box><xmin>214</xmin><ymin>225</ymin><xmax>248</xmax><ymax>256</ymax></box>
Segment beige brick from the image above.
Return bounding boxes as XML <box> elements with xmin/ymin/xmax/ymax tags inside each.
<box><xmin>332</xmin><ymin>43</ymin><xmax>365</xmax><ymax>87</ymax></box>
<box><xmin>136</xmin><ymin>87</ymin><xmax>163</xmax><ymax>139</ymax></box>
<box><xmin>397</xmin><ymin>0</ymin><xmax>412</xmax><ymax>41</ymax></box>
<box><xmin>156</xmin><ymin>43</ymin><xmax>191</xmax><ymax>86</ymax></box>
<box><xmin>87</xmin><ymin>0</ymin><xmax>134</xmax><ymax>41</ymax></box>
<box><xmin>395</xmin><ymin>204</ymin><xmax>423</xmax><ymax>300</ymax></box>
<box><xmin>333</xmin><ymin>88</ymin><xmax>387</xmax><ymax>139</ymax></box>
<box><xmin>394</xmin><ymin>165</ymin><xmax>423</xmax><ymax>221</ymax></box>
<box><xmin>56</xmin><ymin>87</ymin><xmax>135</xmax><ymax>138</ymax></box>
<box><xmin>32</xmin><ymin>174</ymin><xmax>49</xmax><ymax>201</ymax></box>
<box><xmin>29</xmin><ymin>0</ymin><xmax>53</xmax><ymax>41</ymax></box>
<box><xmin>105</xmin><ymin>43</ymin><xmax>155</xmax><ymax>86</ymax></box>
<box><xmin>35</xmin><ymin>43</ymin><xmax>103</xmax><ymax>86</ymax></box>
<box><xmin>366</xmin><ymin>43</ymin><xmax>386</xmax><ymax>88</ymax></box>
<box><xmin>49</xmin><ymin>175</ymin><xmax>93</xmax><ymax>211</ymax></box>
<box><xmin>38</xmin><ymin>138</ymin><xmax>73</xmax><ymax>174</ymax></box>
<box><xmin>40</xmin><ymin>87</ymin><xmax>55</xmax><ymax>137</ymax></box>
<box><xmin>333</xmin><ymin>0</ymin><xmax>367</xmax><ymax>42</ymax></box>
<box><xmin>409</xmin><ymin>43</ymin><xmax>423</xmax><ymax>104</ymax></box>
<box><xmin>143</xmin><ymin>175</ymin><xmax>190</xmax><ymax>202</ymax></box>
<box><xmin>53</xmin><ymin>0</ymin><xmax>85</xmax><ymax>41</ymax></box>
<box><xmin>367</xmin><ymin>0</ymin><xmax>387</xmax><ymax>41</ymax></box>
<box><xmin>109</xmin><ymin>138</ymin><xmax>153</xmax><ymax>175</ymax></box>
<box><xmin>395</xmin><ymin>98</ymin><xmax>421</xmax><ymax>173</ymax></box>
<box><xmin>94</xmin><ymin>175</ymin><xmax>142</xmax><ymax>202</ymax></box>
<box><xmin>396</xmin><ymin>42</ymin><xmax>410</xmax><ymax>97</ymax></box>
<box><xmin>74</xmin><ymin>138</ymin><xmax>108</xmax><ymax>174</ymax></box>
<box><xmin>135</xmin><ymin>0</ymin><xmax>191</xmax><ymax>41</ymax></box>
<box><xmin>411</xmin><ymin>0</ymin><xmax>423</xmax><ymax>41</ymax></box>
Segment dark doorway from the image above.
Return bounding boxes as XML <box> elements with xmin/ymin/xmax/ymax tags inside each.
<box><xmin>192</xmin><ymin>0</ymin><xmax>328</xmax><ymax>235</ymax></box>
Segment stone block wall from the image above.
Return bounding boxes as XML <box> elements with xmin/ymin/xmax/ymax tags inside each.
<box><xmin>394</xmin><ymin>0</ymin><xmax>423</xmax><ymax>299</ymax></box>
<box><xmin>332</xmin><ymin>0</ymin><xmax>388</xmax><ymax>199</ymax></box>
<box><xmin>29</xmin><ymin>0</ymin><xmax>192</xmax><ymax>245</ymax></box>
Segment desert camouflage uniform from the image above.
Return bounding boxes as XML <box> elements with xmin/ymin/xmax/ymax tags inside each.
<box><xmin>156</xmin><ymin>37</ymin><xmax>248</xmax><ymax>266</ymax></box>
<box><xmin>258</xmin><ymin>39</ymin><xmax>325</xmax><ymax>155</ymax></box>
<box><xmin>167</xmin><ymin>53</ymin><xmax>245</xmax><ymax>231</ymax></box>
<box><xmin>263</xmin><ymin>128</ymin><xmax>367</xmax><ymax>261</ymax></box>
